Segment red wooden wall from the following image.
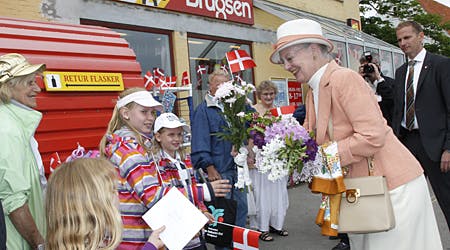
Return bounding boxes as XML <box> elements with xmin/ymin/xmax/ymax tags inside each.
<box><xmin>0</xmin><ymin>16</ymin><xmax>144</xmax><ymax>174</ymax></box>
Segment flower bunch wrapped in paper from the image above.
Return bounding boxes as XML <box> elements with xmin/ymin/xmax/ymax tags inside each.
<box><xmin>253</xmin><ymin>115</ymin><xmax>318</xmax><ymax>182</ymax></box>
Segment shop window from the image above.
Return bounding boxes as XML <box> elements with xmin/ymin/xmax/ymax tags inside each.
<box><xmin>187</xmin><ymin>36</ymin><xmax>254</xmax><ymax>108</ymax></box>
<box><xmin>114</xmin><ymin>28</ymin><xmax>172</xmax><ymax>76</ymax></box>
<box><xmin>393</xmin><ymin>52</ymin><xmax>406</xmax><ymax>74</ymax></box>
<box><xmin>380</xmin><ymin>50</ymin><xmax>394</xmax><ymax>78</ymax></box>
<box><xmin>81</xmin><ymin>19</ymin><xmax>173</xmax><ymax>76</ymax></box>
<box><xmin>330</xmin><ymin>40</ymin><xmax>348</xmax><ymax>68</ymax></box>
<box><xmin>347</xmin><ymin>43</ymin><xmax>364</xmax><ymax>72</ymax></box>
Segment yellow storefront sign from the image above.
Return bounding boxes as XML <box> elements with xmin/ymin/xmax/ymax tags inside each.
<box><xmin>43</xmin><ymin>71</ymin><xmax>124</xmax><ymax>91</ymax></box>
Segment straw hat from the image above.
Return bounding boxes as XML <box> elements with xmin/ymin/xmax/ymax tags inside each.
<box><xmin>0</xmin><ymin>53</ymin><xmax>46</xmax><ymax>83</ymax></box>
<box><xmin>270</xmin><ymin>19</ymin><xmax>334</xmax><ymax>64</ymax></box>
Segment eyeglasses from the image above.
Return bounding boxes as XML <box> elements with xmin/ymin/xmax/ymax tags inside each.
<box><xmin>261</xmin><ymin>92</ymin><xmax>275</xmax><ymax>97</ymax></box>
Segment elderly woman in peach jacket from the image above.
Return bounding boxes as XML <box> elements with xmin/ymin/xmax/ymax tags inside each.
<box><xmin>270</xmin><ymin>19</ymin><xmax>442</xmax><ymax>250</ymax></box>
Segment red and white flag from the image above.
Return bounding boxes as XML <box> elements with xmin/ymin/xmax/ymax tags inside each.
<box><xmin>196</xmin><ymin>65</ymin><xmax>207</xmax><ymax>75</ymax></box>
<box><xmin>181</xmin><ymin>71</ymin><xmax>190</xmax><ymax>86</ymax></box>
<box><xmin>153</xmin><ymin>67</ymin><xmax>165</xmax><ymax>84</ymax></box>
<box><xmin>233</xmin><ymin>227</ymin><xmax>260</xmax><ymax>250</ymax></box>
<box><xmin>196</xmin><ymin>65</ymin><xmax>207</xmax><ymax>90</ymax></box>
<box><xmin>220</xmin><ymin>64</ymin><xmax>229</xmax><ymax>74</ymax></box>
<box><xmin>226</xmin><ymin>50</ymin><xmax>256</xmax><ymax>73</ymax></box>
<box><xmin>234</xmin><ymin>73</ymin><xmax>244</xmax><ymax>84</ymax></box>
<box><xmin>164</xmin><ymin>76</ymin><xmax>177</xmax><ymax>87</ymax></box>
<box><xmin>144</xmin><ymin>71</ymin><xmax>155</xmax><ymax>90</ymax></box>
<box><xmin>270</xmin><ymin>105</ymin><xmax>296</xmax><ymax>117</ymax></box>
<box><xmin>49</xmin><ymin>152</ymin><xmax>61</xmax><ymax>173</ymax></box>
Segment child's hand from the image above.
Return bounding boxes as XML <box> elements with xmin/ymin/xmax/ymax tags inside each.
<box><xmin>204</xmin><ymin>211</ymin><xmax>214</xmax><ymax>224</ymax></box>
<box><xmin>148</xmin><ymin>226</ymin><xmax>165</xmax><ymax>249</ymax></box>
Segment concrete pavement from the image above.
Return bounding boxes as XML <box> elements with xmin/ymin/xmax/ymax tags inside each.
<box><xmin>259</xmin><ymin>182</ymin><xmax>449</xmax><ymax>250</ymax></box>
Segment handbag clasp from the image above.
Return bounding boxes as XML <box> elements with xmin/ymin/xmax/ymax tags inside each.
<box><xmin>345</xmin><ymin>189</ymin><xmax>360</xmax><ymax>203</ymax></box>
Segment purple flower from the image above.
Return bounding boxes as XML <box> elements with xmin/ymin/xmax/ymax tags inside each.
<box><xmin>250</xmin><ymin>130</ymin><xmax>266</xmax><ymax>149</ymax></box>
<box><xmin>304</xmin><ymin>139</ymin><xmax>318</xmax><ymax>162</ymax></box>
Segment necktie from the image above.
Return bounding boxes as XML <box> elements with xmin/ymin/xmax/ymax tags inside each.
<box><xmin>405</xmin><ymin>60</ymin><xmax>416</xmax><ymax>130</ymax></box>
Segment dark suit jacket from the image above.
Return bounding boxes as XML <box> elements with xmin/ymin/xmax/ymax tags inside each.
<box><xmin>376</xmin><ymin>74</ymin><xmax>394</xmax><ymax>127</ymax></box>
<box><xmin>392</xmin><ymin>52</ymin><xmax>450</xmax><ymax>161</ymax></box>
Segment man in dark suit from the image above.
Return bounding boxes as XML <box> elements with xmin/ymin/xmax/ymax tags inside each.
<box><xmin>392</xmin><ymin>20</ymin><xmax>450</xmax><ymax>229</ymax></box>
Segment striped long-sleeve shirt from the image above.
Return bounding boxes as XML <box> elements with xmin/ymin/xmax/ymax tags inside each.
<box><xmin>105</xmin><ymin>127</ymin><xmax>208</xmax><ymax>250</ymax></box>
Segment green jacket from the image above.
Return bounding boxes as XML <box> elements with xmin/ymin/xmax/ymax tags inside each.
<box><xmin>0</xmin><ymin>102</ymin><xmax>45</xmax><ymax>250</ymax></box>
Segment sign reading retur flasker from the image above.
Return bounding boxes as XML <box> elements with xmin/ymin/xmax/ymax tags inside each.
<box><xmin>114</xmin><ymin>0</ymin><xmax>254</xmax><ymax>25</ymax></box>
<box><xmin>43</xmin><ymin>71</ymin><xmax>124</xmax><ymax>91</ymax></box>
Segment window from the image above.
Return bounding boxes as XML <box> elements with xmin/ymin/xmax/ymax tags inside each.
<box><xmin>330</xmin><ymin>40</ymin><xmax>348</xmax><ymax>67</ymax></box>
<box><xmin>114</xmin><ymin>28</ymin><xmax>172</xmax><ymax>76</ymax></box>
<box><xmin>81</xmin><ymin>19</ymin><xmax>173</xmax><ymax>77</ymax></box>
<box><xmin>380</xmin><ymin>50</ymin><xmax>394</xmax><ymax>78</ymax></box>
<box><xmin>347</xmin><ymin>43</ymin><xmax>364</xmax><ymax>71</ymax></box>
<box><xmin>187</xmin><ymin>36</ymin><xmax>254</xmax><ymax>108</ymax></box>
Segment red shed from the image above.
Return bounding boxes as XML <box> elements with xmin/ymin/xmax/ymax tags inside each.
<box><xmin>0</xmin><ymin>16</ymin><xmax>144</xmax><ymax>174</ymax></box>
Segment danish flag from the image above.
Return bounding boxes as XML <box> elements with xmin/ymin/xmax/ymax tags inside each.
<box><xmin>196</xmin><ymin>65</ymin><xmax>207</xmax><ymax>75</ymax></box>
<box><xmin>181</xmin><ymin>71</ymin><xmax>190</xmax><ymax>86</ymax></box>
<box><xmin>165</xmin><ymin>76</ymin><xmax>177</xmax><ymax>87</ymax></box>
<box><xmin>196</xmin><ymin>65</ymin><xmax>207</xmax><ymax>90</ymax></box>
<box><xmin>226</xmin><ymin>50</ymin><xmax>256</xmax><ymax>73</ymax></box>
<box><xmin>144</xmin><ymin>71</ymin><xmax>155</xmax><ymax>90</ymax></box>
<box><xmin>232</xmin><ymin>227</ymin><xmax>260</xmax><ymax>250</ymax></box>
<box><xmin>153</xmin><ymin>67</ymin><xmax>165</xmax><ymax>84</ymax></box>
<box><xmin>270</xmin><ymin>105</ymin><xmax>296</xmax><ymax>117</ymax></box>
<box><xmin>220</xmin><ymin>64</ymin><xmax>229</xmax><ymax>74</ymax></box>
<box><xmin>49</xmin><ymin>152</ymin><xmax>61</xmax><ymax>172</ymax></box>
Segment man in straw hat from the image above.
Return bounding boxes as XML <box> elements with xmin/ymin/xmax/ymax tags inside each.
<box><xmin>0</xmin><ymin>53</ymin><xmax>47</xmax><ymax>250</ymax></box>
<box><xmin>271</xmin><ymin>19</ymin><xmax>442</xmax><ymax>249</ymax></box>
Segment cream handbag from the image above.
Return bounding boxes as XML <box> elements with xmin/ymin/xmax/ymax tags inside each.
<box><xmin>338</xmin><ymin>157</ymin><xmax>395</xmax><ymax>233</ymax></box>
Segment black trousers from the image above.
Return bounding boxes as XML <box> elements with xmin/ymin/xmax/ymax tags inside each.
<box><xmin>400</xmin><ymin>128</ymin><xmax>450</xmax><ymax>230</ymax></box>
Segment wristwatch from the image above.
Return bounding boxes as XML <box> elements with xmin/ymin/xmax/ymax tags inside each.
<box><xmin>37</xmin><ymin>243</ymin><xmax>45</xmax><ymax>250</ymax></box>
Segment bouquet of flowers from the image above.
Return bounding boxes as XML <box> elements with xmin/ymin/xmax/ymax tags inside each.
<box><xmin>213</xmin><ymin>78</ymin><xmax>255</xmax><ymax>189</ymax></box>
<box><xmin>213</xmin><ymin>79</ymin><xmax>255</xmax><ymax>150</ymax></box>
<box><xmin>252</xmin><ymin>116</ymin><xmax>318</xmax><ymax>182</ymax></box>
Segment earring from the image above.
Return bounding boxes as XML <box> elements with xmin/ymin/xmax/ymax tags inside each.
<box><xmin>124</xmin><ymin>116</ymin><xmax>129</xmax><ymax>120</ymax></box>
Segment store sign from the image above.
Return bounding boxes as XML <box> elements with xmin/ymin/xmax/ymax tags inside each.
<box><xmin>288</xmin><ymin>80</ymin><xmax>302</xmax><ymax>107</ymax></box>
<box><xmin>115</xmin><ymin>0</ymin><xmax>254</xmax><ymax>25</ymax></box>
<box><xmin>43</xmin><ymin>71</ymin><xmax>124</xmax><ymax>91</ymax></box>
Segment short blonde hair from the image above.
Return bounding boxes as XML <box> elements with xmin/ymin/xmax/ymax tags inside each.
<box><xmin>45</xmin><ymin>158</ymin><xmax>122</xmax><ymax>250</ymax></box>
<box><xmin>256</xmin><ymin>80</ymin><xmax>278</xmax><ymax>100</ymax></box>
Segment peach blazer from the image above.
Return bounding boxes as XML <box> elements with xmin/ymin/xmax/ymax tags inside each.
<box><xmin>303</xmin><ymin>60</ymin><xmax>423</xmax><ymax>190</ymax></box>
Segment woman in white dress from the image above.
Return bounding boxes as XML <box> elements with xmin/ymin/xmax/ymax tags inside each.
<box><xmin>249</xmin><ymin>80</ymin><xmax>289</xmax><ymax>242</ymax></box>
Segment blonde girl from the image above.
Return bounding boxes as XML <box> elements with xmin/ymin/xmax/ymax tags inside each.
<box><xmin>152</xmin><ymin>112</ymin><xmax>216</xmax><ymax>250</ymax></box>
<box><xmin>45</xmin><ymin>158</ymin><xmax>122</xmax><ymax>250</ymax></box>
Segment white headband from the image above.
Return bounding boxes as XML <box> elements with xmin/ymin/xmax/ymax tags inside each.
<box><xmin>116</xmin><ymin>91</ymin><xmax>162</xmax><ymax>110</ymax></box>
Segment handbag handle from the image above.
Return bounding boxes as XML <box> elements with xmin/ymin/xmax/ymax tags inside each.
<box><xmin>327</xmin><ymin>114</ymin><xmax>374</xmax><ymax>176</ymax></box>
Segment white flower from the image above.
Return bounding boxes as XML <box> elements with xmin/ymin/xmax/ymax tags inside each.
<box><xmin>256</xmin><ymin>136</ymin><xmax>289</xmax><ymax>182</ymax></box>
<box><xmin>213</xmin><ymin>81</ymin><xmax>235</xmax><ymax>101</ymax></box>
